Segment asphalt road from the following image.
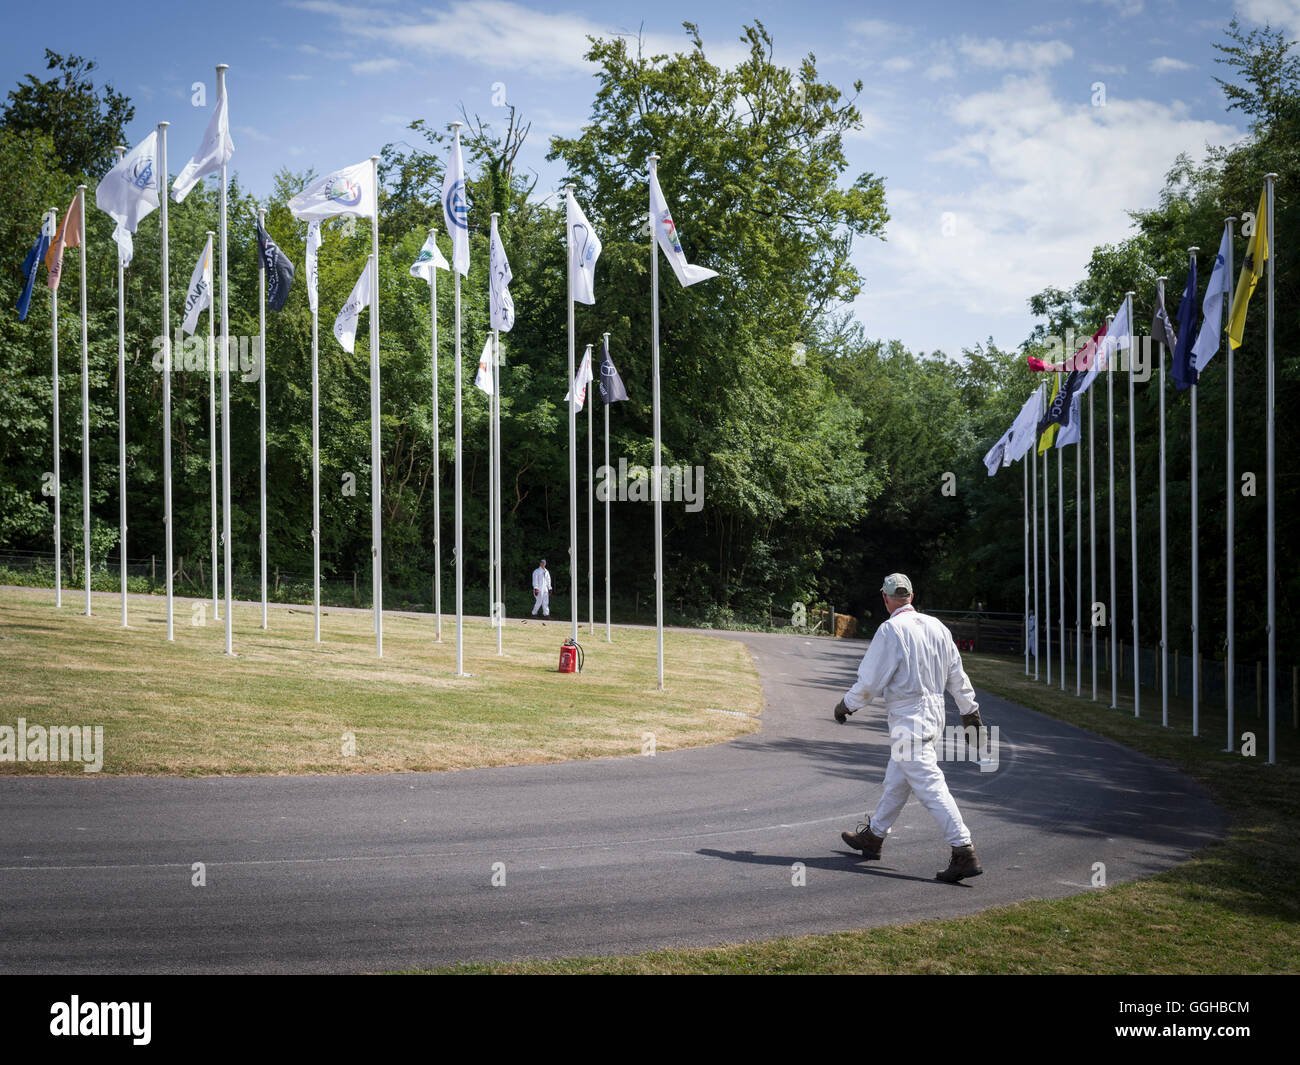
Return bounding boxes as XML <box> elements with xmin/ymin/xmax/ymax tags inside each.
<box><xmin>0</xmin><ymin>628</ymin><xmax>1226</xmax><ymax>973</ymax></box>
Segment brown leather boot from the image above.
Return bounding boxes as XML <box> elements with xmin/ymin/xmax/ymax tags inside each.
<box><xmin>936</xmin><ymin>844</ymin><xmax>983</xmax><ymax>883</ymax></box>
<box><xmin>841</xmin><ymin>821</ymin><xmax>885</xmax><ymax>860</ymax></box>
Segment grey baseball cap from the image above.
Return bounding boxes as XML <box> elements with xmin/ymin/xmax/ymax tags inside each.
<box><xmin>881</xmin><ymin>573</ymin><xmax>913</xmax><ymax>597</ymax></box>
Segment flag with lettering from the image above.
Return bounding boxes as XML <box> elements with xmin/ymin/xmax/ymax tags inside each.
<box><xmin>597</xmin><ymin>335</ymin><xmax>629</xmax><ymax>403</ymax></box>
<box><xmin>181</xmin><ymin>234</ymin><xmax>214</xmax><ymax>335</ymax></box>
<box><xmin>333</xmin><ymin>259</ymin><xmax>372</xmax><ymax>353</ymax></box>
<box><xmin>256</xmin><ymin>218</ymin><xmax>295</xmax><ymax>312</ymax></box>
<box><xmin>15</xmin><ymin>215</ymin><xmax>53</xmax><ymax>320</ymax></box>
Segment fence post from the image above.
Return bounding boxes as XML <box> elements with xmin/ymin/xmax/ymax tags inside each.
<box><xmin>353</xmin><ymin>570</ymin><xmax>358</xmax><ymax>607</ymax></box>
<box><xmin>151</xmin><ymin>555</ymin><xmax>155</xmax><ymax>585</ymax></box>
<box><xmin>831</xmin><ymin>604</ymin><xmax>836</xmax><ymax>638</ymax></box>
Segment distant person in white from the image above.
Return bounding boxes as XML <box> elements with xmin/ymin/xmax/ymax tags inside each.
<box><xmin>531</xmin><ymin>559</ymin><xmax>552</xmax><ymax>617</ymax></box>
<box><xmin>834</xmin><ymin>572</ymin><xmax>985</xmax><ymax>884</ymax></box>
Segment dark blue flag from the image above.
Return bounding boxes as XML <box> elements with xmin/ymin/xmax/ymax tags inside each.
<box><xmin>255</xmin><ymin>218</ymin><xmax>295</xmax><ymax>312</ymax></box>
<box><xmin>15</xmin><ymin>217</ymin><xmax>52</xmax><ymax>321</ymax></box>
<box><xmin>597</xmin><ymin>335</ymin><xmax>629</xmax><ymax>403</ymax></box>
<box><xmin>1173</xmin><ymin>256</ymin><xmax>1198</xmax><ymax>390</ymax></box>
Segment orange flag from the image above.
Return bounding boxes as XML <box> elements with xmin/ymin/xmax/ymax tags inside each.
<box><xmin>45</xmin><ymin>190</ymin><xmax>83</xmax><ymax>292</ymax></box>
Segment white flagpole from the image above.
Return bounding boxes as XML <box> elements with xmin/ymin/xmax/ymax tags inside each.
<box><xmin>1076</xmin><ymin>409</ymin><xmax>1081</xmax><ymax>696</ymax></box>
<box><xmin>1187</xmin><ymin>247</ymin><xmax>1199</xmax><ymax>736</ymax></box>
<box><xmin>1044</xmin><ymin>446</ymin><xmax>1051</xmax><ymax>687</ymax></box>
<box><xmin>370</xmin><ymin>155</ymin><xmax>383</xmax><ymax>659</ymax></box>
<box><xmin>1032</xmin><ymin>428</ymin><xmax>1039</xmax><ymax>681</ymax></box>
<box><xmin>1089</xmin><ymin>384</ymin><xmax>1097</xmax><ymax>700</ymax></box>
<box><xmin>565</xmin><ymin>183</ymin><xmax>578</xmax><ymax>645</ymax></box>
<box><xmin>430</xmin><ymin>237</ymin><xmax>442</xmax><ymax>642</ymax></box>
<box><xmin>604</xmin><ymin>331</ymin><xmax>612</xmax><ymax>645</ymax></box>
<box><xmin>1127</xmin><ymin>290</ymin><xmax>1138</xmax><ymax>716</ymax></box>
<box><xmin>257</xmin><ymin>206</ymin><xmax>268</xmax><ymax>630</ymax></box>
<box><xmin>1057</xmin><ymin>435</ymin><xmax>1064</xmax><ymax>692</ymax></box>
<box><xmin>451</xmin><ymin>133</ymin><xmax>464</xmax><ymax>675</ymax></box>
<box><xmin>50</xmin><ymin>207</ymin><xmax>62</xmax><ymax>610</ymax></box>
<box><xmin>494</xmin><ymin>329</ymin><xmax>504</xmax><ymax>655</ymax></box>
<box><xmin>1107</xmin><ymin>314</ymin><xmax>1116</xmax><ymax>708</ymax></box>
<box><xmin>487</xmin><ymin>330</ymin><xmax>497</xmax><ymax>643</ymax></box>
<box><xmin>217</xmin><ymin>66</ymin><xmax>233</xmax><ymax>656</ymax></box>
<box><xmin>113</xmin><ymin>162</ymin><xmax>127</xmax><ymax>627</ymax></box>
<box><xmin>1157</xmin><ymin>281</ymin><xmax>1169</xmax><ymax>727</ymax></box>
<box><xmin>648</xmin><ymin>155</ymin><xmax>665</xmax><ymax>690</ymax></box>
<box><xmin>77</xmin><ymin>185</ymin><xmax>91</xmax><ymax>618</ymax></box>
<box><xmin>310</xmin><ymin>234</ymin><xmax>320</xmax><ymax>643</ymax></box>
<box><xmin>1265</xmin><ymin>173</ymin><xmax>1277</xmax><ymax>765</ymax></box>
<box><xmin>157</xmin><ymin>128</ymin><xmax>174</xmax><ymax>641</ymax></box>
<box><xmin>1223</xmin><ymin>223</ymin><xmax>1235</xmax><ymax>750</ymax></box>
<box><xmin>587</xmin><ymin>344</ymin><xmax>594</xmax><ymax>637</ymax></box>
<box><xmin>208</xmin><ymin>231</ymin><xmax>219</xmax><ymax>624</ymax></box>
<box><xmin>1023</xmin><ymin>455</ymin><xmax>1029</xmax><ymax>675</ymax></box>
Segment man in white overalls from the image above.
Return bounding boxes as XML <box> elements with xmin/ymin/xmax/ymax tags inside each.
<box><xmin>531</xmin><ymin>558</ymin><xmax>552</xmax><ymax>617</ymax></box>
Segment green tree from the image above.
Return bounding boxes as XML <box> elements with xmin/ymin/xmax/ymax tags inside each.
<box><xmin>1</xmin><ymin>50</ymin><xmax>134</xmax><ymax>180</ymax></box>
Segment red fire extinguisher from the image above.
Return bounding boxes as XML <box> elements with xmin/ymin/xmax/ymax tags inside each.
<box><xmin>558</xmin><ymin>638</ymin><xmax>584</xmax><ymax>674</ymax></box>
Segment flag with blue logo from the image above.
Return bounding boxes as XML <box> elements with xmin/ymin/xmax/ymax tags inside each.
<box><xmin>442</xmin><ymin>130</ymin><xmax>470</xmax><ymax>276</ymax></box>
<box><xmin>287</xmin><ymin>159</ymin><xmax>376</xmax><ymax>222</ymax></box>
<box><xmin>598</xmin><ymin>335</ymin><xmax>628</xmax><ymax>404</ymax></box>
<box><xmin>95</xmin><ymin>131</ymin><xmax>159</xmax><ymax>267</ymax></box>
<box><xmin>489</xmin><ymin>214</ymin><xmax>515</xmax><ymax>332</ymax></box>
<box><xmin>1190</xmin><ymin>227</ymin><xmax>1231</xmax><ymax>374</ymax></box>
<box><xmin>566</xmin><ymin>188</ymin><xmax>601</xmax><ymax>305</ymax></box>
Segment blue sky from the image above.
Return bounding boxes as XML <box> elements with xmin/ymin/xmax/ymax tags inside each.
<box><xmin>5</xmin><ymin>0</ymin><xmax>1296</xmax><ymax>355</ymax></box>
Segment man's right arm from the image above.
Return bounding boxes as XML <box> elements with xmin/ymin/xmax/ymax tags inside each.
<box><xmin>843</xmin><ymin>628</ymin><xmax>896</xmax><ymax>711</ymax></box>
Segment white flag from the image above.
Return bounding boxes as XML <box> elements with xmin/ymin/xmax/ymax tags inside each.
<box><xmin>565</xmin><ymin>345</ymin><xmax>594</xmax><ymax>411</ymax></box>
<box><xmin>409</xmin><ymin>231</ymin><xmax>449</xmax><ymax>281</ymax></box>
<box><xmin>649</xmin><ymin>167</ymin><xmax>717</xmax><ymax>287</ymax></box>
<box><xmin>171</xmin><ymin>78</ymin><xmax>235</xmax><ymax>203</ymax></box>
<box><xmin>94</xmin><ymin>132</ymin><xmax>159</xmax><ymax>267</ymax></box>
<box><xmin>474</xmin><ymin>335</ymin><xmax>495</xmax><ymax>395</ymax></box>
<box><xmin>489</xmin><ymin>214</ymin><xmax>515</xmax><ymax>332</ymax></box>
<box><xmin>566</xmin><ymin>188</ymin><xmax>601</xmax><ymax>305</ymax></box>
<box><xmin>181</xmin><ymin>235</ymin><xmax>214</xmax><ymax>336</ymax></box>
<box><xmin>333</xmin><ymin>259</ymin><xmax>372</xmax><ymax>353</ymax></box>
<box><xmin>305</xmin><ymin>221</ymin><xmax>321</xmax><ymax>314</ymax></box>
<box><xmin>288</xmin><ymin>159</ymin><xmax>376</xmax><ymax>221</ymax></box>
<box><xmin>1005</xmin><ymin>383</ymin><xmax>1046</xmax><ymax>463</ymax></box>
<box><xmin>442</xmin><ymin>130</ymin><xmax>470</xmax><ymax>276</ymax></box>
<box><xmin>1190</xmin><ymin>226</ymin><xmax>1232</xmax><ymax>373</ymax></box>
<box><xmin>983</xmin><ymin>428</ymin><xmax>1012</xmax><ymax>476</ymax></box>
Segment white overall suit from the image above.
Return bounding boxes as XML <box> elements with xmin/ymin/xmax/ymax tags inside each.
<box><xmin>842</xmin><ymin>604</ymin><xmax>976</xmax><ymax>847</ymax></box>
<box><xmin>531</xmin><ymin>565</ymin><xmax>552</xmax><ymax>616</ymax></box>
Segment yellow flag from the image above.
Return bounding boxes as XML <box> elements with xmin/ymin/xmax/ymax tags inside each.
<box><xmin>1037</xmin><ymin>373</ymin><xmax>1061</xmax><ymax>454</ymax></box>
<box><xmin>1228</xmin><ymin>186</ymin><xmax>1268</xmax><ymax>349</ymax></box>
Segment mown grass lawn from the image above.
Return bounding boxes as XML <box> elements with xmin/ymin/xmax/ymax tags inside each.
<box><xmin>0</xmin><ymin>586</ymin><xmax>761</xmax><ymax>775</ymax></box>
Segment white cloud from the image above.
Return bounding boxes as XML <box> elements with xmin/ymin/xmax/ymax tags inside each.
<box><xmin>957</xmin><ymin>37</ymin><xmax>1074</xmax><ymax>70</ymax></box>
<box><xmin>856</xmin><ymin>75</ymin><xmax>1240</xmax><ymax>346</ymax></box>
<box><xmin>352</xmin><ymin>57</ymin><xmax>405</xmax><ymax>75</ymax></box>
<box><xmin>926</xmin><ymin>62</ymin><xmax>957</xmax><ymax>81</ymax></box>
<box><xmin>880</xmin><ymin>56</ymin><xmax>914</xmax><ymax>74</ymax></box>
<box><xmin>1082</xmin><ymin>0</ymin><xmax>1144</xmax><ymax>16</ymax></box>
<box><xmin>292</xmin><ymin>0</ymin><xmax>752</xmax><ymax>78</ymax></box>
<box><xmin>1149</xmin><ymin>56</ymin><xmax>1194</xmax><ymax>74</ymax></box>
<box><xmin>1240</xmin><ymin>0</ymin><xmax>1300</xmax><ymax>39</ymax></box>
<box><xmin>235</xmin><ymin>125</ymin><xmax>272</xmax><ymax>144</ymax></box>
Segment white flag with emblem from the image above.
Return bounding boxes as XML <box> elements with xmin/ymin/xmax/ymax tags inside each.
<box><xmin>442</xmin><ymin>130</ymin><xmax>470</xmax><ymax>276</ymax></box>
<box><xmin>409</xmin><ymin>230</ymin><xmax>449</xmax><ymax>280</ymax></box>
<box><xmin>333</xmin><ymin>258</ymin><xmax>372</xmax><ymax>353</ymax></box>
<box><xmin>181</xmin><ymin>235</ymin><xmax>214</xmax><ymax>336</ymax></box>
<box><xmin>305</xmin><ymin>221</ymin><xmax>321</xmax><ymax>314</ymax></box>
<box><xmin>650</xmin><ymin>168</ymin><xmax>717</xmax><ymax>287</ymax></box>
<box><xmin>566</xmin><ymin>188</ymin><xmax>601</xmax><ymax>305</ymax></box>
<box><xmin>94</xmin><ymin>131</ymin><xmax>159</xmax><ymax>267</ymax></box>
<box><xmin>564</xmin><ymin>345</ymin><xmax>594</xmax><ymax>411</ymax></box>
<box><xmin>288</xmin><ymin>159</ymin><xmax>376</xmax><ymax>221</ymax></box>
<box><xmin>489</xmin><ymin>214</ymin><xmax>515</xmax><ymax>332</ymax></box>
<box><xmin>171</xmin><ymin>77</ymin><xmax>235</xmax><ymax>203</ymax></box>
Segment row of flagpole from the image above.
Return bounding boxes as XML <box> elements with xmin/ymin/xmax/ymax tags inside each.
<box><xmin>18</xmin><ymin>64</ymin><xmax>716</xmax><ymax>690</ymax></box>
<box><xmin>991</xmin><ymin>176</ymin><xmax>1279</xmax><ymax>764</ymax></box>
